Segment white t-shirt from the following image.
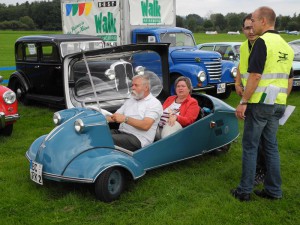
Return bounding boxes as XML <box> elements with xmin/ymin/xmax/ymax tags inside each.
<box><xmin>116</xmin><ymin>93</ymin><xmax>163</xmax><ymax>147</ymax></box>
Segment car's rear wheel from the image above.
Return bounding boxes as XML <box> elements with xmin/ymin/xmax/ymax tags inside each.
<box><xmin>9</xmin><ymin>78</ymin><xmax>28</xmax><ymax>105</ymax></box>
<box><xmin>94</xmin><ymin>167</ymin><xmax>126</xmax><ymax>202</ymax></box>
<box><xmin>0</xmin><ymin>124</ymin><xmax>13</xmax><ymax>136</ymax></box>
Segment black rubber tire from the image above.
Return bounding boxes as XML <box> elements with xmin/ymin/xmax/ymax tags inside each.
<box><xmin>94</xmin><ymin>167</ymin><xmax>125</xmax><ymax>202</ymax></box>
<box><xmin>8</xmin><ymin>78</ymin><xmax>28</xmax><ymax>105</ymax></box>
<box><xmin>0</xmin><ymin>124</ymin><xmax>13</xmax><ymax>136</ymax></box>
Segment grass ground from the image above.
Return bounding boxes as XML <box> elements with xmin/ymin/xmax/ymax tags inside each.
<box><xmin>0</xmin><ymin>31</ymin><xmax>299</xmax><ymax>225</ymax></box>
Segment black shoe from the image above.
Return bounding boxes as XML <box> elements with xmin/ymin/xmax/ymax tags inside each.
<box><xmin>254</xmin><ymin>189</ymin><xmax>281</xmax><ymax>200</ymax></box>
<box><xmin>254</xmin><ymin>173</ymin><xmax>265</xmax><ymax>186</ymax></box>
<box><xmin>230</xmin><ymin>189</ymin><xmax>250</xmax><ymax>202</ymax></box>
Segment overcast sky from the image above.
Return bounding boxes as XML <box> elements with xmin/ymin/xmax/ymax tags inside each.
<box><xmin>1</xmin><ymin>0</ymin><xmax>298</xmax><ymax>17</ymax></box>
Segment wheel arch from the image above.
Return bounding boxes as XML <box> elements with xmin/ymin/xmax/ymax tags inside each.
<box><xmin>8</xmin><ymin>72</ymin><xmax>30</xmax><ymax>91</ymax></box>
<box><xmin>62</xmin><ymin>149</ymin><xmax>146</xmax><ymax>182</ymax></box>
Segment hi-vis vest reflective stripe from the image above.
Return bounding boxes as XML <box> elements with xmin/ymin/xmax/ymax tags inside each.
<box><xmin>239</xmin><ymin>40</ymin><xmax>250</xmax><ymax>87</ymax></box>
<box><xmin>245</xmin><ymin>33</ymin><xmax>294</xmax><ymax>104</ymax></box>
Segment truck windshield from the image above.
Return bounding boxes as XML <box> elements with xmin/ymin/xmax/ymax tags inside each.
<box><xmin>60</xmin><ymin>41</ymin><xmax>104</xmax><ymax>57</ymax></box>
<box><xmin>160</xmin><ymin>32</ymin><xmax>195</xmax><ymax>47</ymax></box>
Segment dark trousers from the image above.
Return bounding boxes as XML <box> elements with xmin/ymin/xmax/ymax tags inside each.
<box><xmin>257</xmin><ymin>139</ymin><xmax>267</xmax><ymax>175</ymax></box>
<box><xmin>110</xmin><ymin>129</ymin><xmax>141</xmax><ymax>151</ymax></box>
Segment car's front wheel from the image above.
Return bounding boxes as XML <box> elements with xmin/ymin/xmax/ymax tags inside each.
<box><xmin>94</xmin><ymin>167</ymin><xmax>126</xmax><ymax>202</ymax></box>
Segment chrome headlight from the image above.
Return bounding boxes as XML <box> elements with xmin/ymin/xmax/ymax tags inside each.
<box><xmin>3</xmin><ymin>90</ymin><xmax>16</xmax><ymax>104</ymax></box>
<box><xmin>74</xmin><ymin>119</ymin><xmax>84</xmax><ymax>133</ymax></box>
<box><xmin>104</xmin><ymin>69</ymin><xmax>116</xmax><ymax>80</ymax></box>
<box><xmin>53</xmin><ymin>112</ymin><xmax>62</xmax><ymax>125</ymax></box>
<box><xmin>197</xmin><ymin>71</ymin><xmax>206</xmax><ymax>82</ymax></box>
<box><xmin>135</xmin><ymin>66</ymin><xmax>145</xmax><ymax>75</ymax></box>
<box><xmin>231</xmin><ymin>67</ymin><xmax>238</xmax><ymax>78</ymax></box>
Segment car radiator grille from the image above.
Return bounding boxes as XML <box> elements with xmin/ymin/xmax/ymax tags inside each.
<box><xmin>204</xmin><ymin>59</ymin><xmax>222</xmax><ymax>81</ymax></box>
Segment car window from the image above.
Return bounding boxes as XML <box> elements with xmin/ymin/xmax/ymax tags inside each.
<box><xmin>199</xmin><ymin>46</ymin><xmax>214</xmax><ymax>51</ymax></box>
<box><xmin>25</xmin><ymin>43</ymin><xmax>38</xmax><ymax>62</ymax></box>
<box><xmin>215</xmin><ymin>45</ymin><xmax>228</xmax><ymax>58</ymax></box>
<box><xmin>60</xmin><ymin>41</ymin><xmax>104</xmax><ymax>57</ymax></box>
<box><xmin>41</xmin><ymin>43</ymin><xmax>60</xmax><ymax>62</ymax></box>
<box><xmin>160</xmin><ymin>32</ymin><xmax>195</xmax><ymax>47</ymax></box>
<box><xmin>16</xmin><ymin>43</ymin><xmax>24</xmax><ymax>61</ymax></box>
<box><xmin>136</xmin><ymin>34</ymin><xmax>155</xmax><ymax>43</ymax></box>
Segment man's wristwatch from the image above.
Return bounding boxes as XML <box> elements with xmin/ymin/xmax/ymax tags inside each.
<box><xmin>124</xmin><ymin>116</ymin><xmax>129</xmax><ymax>123</ymax></box>
<box><xmin>239</xmin><ymin>99</ymin><xmax>248</xmax><ymax>105</ymax></box>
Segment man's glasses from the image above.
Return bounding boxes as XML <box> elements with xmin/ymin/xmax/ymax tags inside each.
<box><xmin>243</xmin><ymin>26</ymin><xmax>253</xmax><ymax>30</ymax></box>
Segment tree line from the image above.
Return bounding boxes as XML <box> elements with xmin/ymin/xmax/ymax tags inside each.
<box><xmin>0</xmin><ymin>1</ymin><xmax>299</xmax><ymax>32</ymax></box>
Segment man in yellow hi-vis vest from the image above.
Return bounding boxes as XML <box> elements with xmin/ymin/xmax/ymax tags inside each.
<box><xmin>231</xmin><ymin>6</ymin><xmax>294</xmax><ymax>201</ymax></box>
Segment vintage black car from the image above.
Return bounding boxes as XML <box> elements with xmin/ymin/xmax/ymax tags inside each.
<box><xmin>8</xmin><ymin>34</ymin><xmax>104</xmax><ymax>108</ymax></box>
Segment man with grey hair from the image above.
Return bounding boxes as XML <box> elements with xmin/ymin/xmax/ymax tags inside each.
<box><xmin>107</xmin><ymin>74</ymin><xmax>163</xmax><ymax>151</ymax></box>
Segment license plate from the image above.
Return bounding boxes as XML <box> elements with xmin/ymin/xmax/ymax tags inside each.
<box><xmin>30</xmin><ymin>160</ymin><xmax>43</xmax><ymax>185</ymax></box>
<box><xmin>217</xmin><ymin>83</ymin><xmax>226</xmax><ymax>94</ymax></box>
<box><xmin>293</xmin><ymin>80</ymin><xmax>300</xmax><ymax>86</ymax></box>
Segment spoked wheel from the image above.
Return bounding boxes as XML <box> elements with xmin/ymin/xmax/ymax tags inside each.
<box><xmin>95</xmin><ymin>167</ymin><xmax>126</xmax><ymax>202</ymax></box>
<box><xmin>8</xmin><ymin>78</ymin><xmax>28</xmax><ymax>105</ymax></box>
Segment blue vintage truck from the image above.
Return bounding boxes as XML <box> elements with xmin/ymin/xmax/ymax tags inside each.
<box><xmin>61</xmin><ymin>0</ymin><xmax>237</xmax><ymax>98</ymax></box>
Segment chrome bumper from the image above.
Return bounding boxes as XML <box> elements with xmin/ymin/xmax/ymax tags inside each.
<box><xmin>0</xmin><ymin>112</ymin><xmax>20</xmax><ymax>128</ymax></box>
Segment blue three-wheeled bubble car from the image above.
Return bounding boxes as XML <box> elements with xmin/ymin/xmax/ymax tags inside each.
<box><xmin>26</xmin><ymin>44</ymin><xmax>239</xmax><ymax>202</ymax></box>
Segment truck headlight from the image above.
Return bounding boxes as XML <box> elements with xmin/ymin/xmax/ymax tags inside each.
<box><xmin>197</xmin><ymin>71</ymin><xmax>206</xmax><ymax>82</ymax></box>
<box><xmin>3</xmin><ymin>90</ymin><xmax>16</xmax><ymax>104</ymax></box>
<box><xmin>74</xmin><ymin>119</ymin><xmax>84</xmax><ymax>133</ymax></box>
<box><xmin>231</xmin><ymin>67</ymin><xmax>237</xmax><ymax>78</ymax></box>
<box><xmin>53</xmin><ymin>112</ymin><xmax>62</xmax><ymax>125</ymax></box>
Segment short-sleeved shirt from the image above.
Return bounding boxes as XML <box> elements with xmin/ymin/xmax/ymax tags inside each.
<box><xmin>116</xmin><ymin>93</ymin><xmax>163</xmax><ymax>147</ymax></box>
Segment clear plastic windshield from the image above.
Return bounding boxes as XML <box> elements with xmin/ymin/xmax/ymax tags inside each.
<box><xmin>160</xmin><ymin>32</ymin><xmax>195</xmax><ymax>47</ymax></box>
<box><xmin>68</xmin><ymin>50</ymin><xmax>163</xmax><ymax>111</ymax></box>
<box><xmin>60</xmin><ymin>40</ymin><xmax>104</xmax><ymax>57</ymax></box>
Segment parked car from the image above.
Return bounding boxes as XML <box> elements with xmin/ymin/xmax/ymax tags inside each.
<box><xmin>0</xmin><ymin>76</ymin><xmax>19</xmax><ymax>136</ymax></box>
<box><xmin>289</xmin><ymin>39</ymin><xmax>300</xmax><ymax>61</ymax></box>
<box><xmin>199</xmin><ymin>42</ymin><xmax>300</xmax><ymax>88</ymax></box>
<box><xmin>197</xmin><ymin>42</ymin><xmax>241</xmax><ymax>66</ymax></box>
<box><xmin>25</xmin><ymin>44</ymin><xmax>239</xmax><ymax>202</ymax></box>
<box><xmin>8</xmin><ymin>34</ymin><xmax>105</xmax><ymax>108</ymax></box>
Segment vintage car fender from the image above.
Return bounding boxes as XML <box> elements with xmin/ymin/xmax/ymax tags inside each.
<box><xmin>26</xmin><ymin>107</ymin><xmax>145</xmax><ymax>183</ymax></box>
<box><xmin>169</xmin><ymin>63</ymin><xmax>208</xmax><ymax>87</ymax></box>
<box><xmin>61</xmin><ymin>147</ymin><xmax>146</xmax><ymax>183</ymax></box>
<box><xmin>8</xmin><ymin>71</ymin><xmax>30</xmax><ymax>91</ymax></box>
<box><xmin>219</xmin><ymin>60</ymin><xmax>237</xmax><ymax>83</ymax></box>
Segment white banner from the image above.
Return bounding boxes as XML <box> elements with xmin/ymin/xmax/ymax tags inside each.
<box><xmin>129</xmin><ymin>0</ymin><xmax>174</xmax><ymax>25</ymax></box>
<box><xmin>62</xmin><ymin>0</ymin><xmax>120</xmax><ymax>46</ymax></box>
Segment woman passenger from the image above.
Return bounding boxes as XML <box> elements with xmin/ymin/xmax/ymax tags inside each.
<box><xmin>157</xmin><ymin>76</ymin><xmax>200</xmax><ymax>139</ymax></box>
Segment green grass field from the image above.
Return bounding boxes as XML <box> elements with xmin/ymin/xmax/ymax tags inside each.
<box><xmin>0</xmin><ymin>31</ymin><xmax>300</xmax><ymax>225</ymax></box>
